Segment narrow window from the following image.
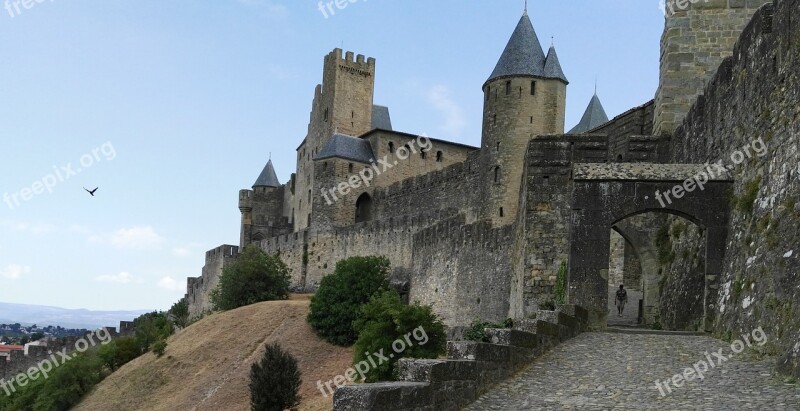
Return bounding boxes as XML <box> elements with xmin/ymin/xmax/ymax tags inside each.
<box><xmin>351</xmin><ymin>110</ymin><xmax>354</xmax><ymax>118</ymax></box>
<box><xmin>530</xmin><ymin>116</ymin><xmax>533</xmax><ymax>124</ymax></box>
<box><xmin>420</xmin><ymin>151</ymin><xmax>426</xmax><ymax>159</ymax></box>
<box><xmin>531</xmin><ymin>81</ymin><xmax>536</xmax><ymax>95</ymax></box>
<box><xmin>388</xmin><ymin>142</ymin><xmax>395</xmax><ymax>153</ymax></box>
<box><xmin>499</xmin><ymin>207</ymin><xmax>504</xmax><ymax>217</ymax></box>
<box><xmin>493</xmin><ymin>114</ymin><xmax>497</xmax><ymax>124</ymax></box>
<box><xmin>496</xmin><ymin>142</ymin><xmax>500</xmax><ymax>152</ymax></box>
<box><xmin>436</xmin><ymin>151</ymin><xmax>443</xmax><ymax>162</ymax></box>
<box><xmin>494</xmin><ymin>166</ymin><xmax>501</xmax><ymax>183</ymax></box>
<box><xmin>505</xmin><ymin>81</ymin><xmax>511</xmax><ymax>95</ymax></box>
<box><xmin>308</xmin><ymin>189</ymin><xmax>311</xmax><ymax>202</ymax></box>
<box><xmin>324</xmin><ymin>108</ymin><xmax>329</xmax><ymax>121</ymax></box>
<box><xmin>348</xmin><ymin>163</ymin><xmax>354</xmax><ymax>173</ymax></box>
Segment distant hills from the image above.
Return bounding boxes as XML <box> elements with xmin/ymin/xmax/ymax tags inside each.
<box><xmin>0</xmin><ymin>302</ymin><xmax>151</xmax><ymax>330</ymax></box>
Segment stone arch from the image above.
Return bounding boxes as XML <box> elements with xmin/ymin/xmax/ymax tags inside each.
<box><xmin>355</xmin><ymin>193</ymin><xmax>373</xmax><ymax>223</ymax></box>
<box><xmin>567</xmin><ymin>166</ymin><xmax>733</xmax><ymax>330</ymax></box>
<box><xmin>611</xmin><ymin>220</ymin><xmax>664</xmax><ymax>326</ymax></box>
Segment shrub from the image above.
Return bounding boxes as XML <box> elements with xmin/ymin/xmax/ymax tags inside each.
<box><xmin>151</xmin><ymin>339</ymin><xmax>168</xmax><ymax>357</ymax></box>
<box><xmin>554</xmin><ymin>261</ymin><xmax>567</xmax><ymax>305</ymax></box>
<box><xmin>211</xmin><ymin>245</ymin><xmax>291</xmax><ymax>311</ymax></box>
<box><xmin>250</xmin><ymin>343</ymin><xmax>301</xmax><ymax>411</ymax></box>
<box><xmin>307</xmin><ymin>256</ymin><xmax>391</xmax><ymax>346</ymax></box>
<box><xmin>352</xmin><ymin>291</ymin><xmax>446</xmax><ymax>382</ymax></box>
<box><xmin>464</xmin><ymin>318</ymin><xmax>514</xmax><ymax>342</ymax></box>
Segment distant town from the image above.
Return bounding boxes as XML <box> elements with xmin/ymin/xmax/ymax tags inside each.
<box><xmin>0</xmin><ymin>323</ymin><xmax>90</xmax><ymax>345</ymax></box>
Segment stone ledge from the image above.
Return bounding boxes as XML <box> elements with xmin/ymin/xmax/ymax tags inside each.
<box><xmin>333</xmin><ymin>305</ymin><xmax>588</xmax><ymax>411</ymax></box>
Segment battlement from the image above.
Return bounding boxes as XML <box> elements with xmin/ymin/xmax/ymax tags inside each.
<box><xmin>325</xmin><ymin>48</ymin><xmax>376</xmax><ymax>71</ymax></box>
<box><xmin>205</xmin><ymin>244</ymin><xmax>240</xmax><ymax>264</ymax></box>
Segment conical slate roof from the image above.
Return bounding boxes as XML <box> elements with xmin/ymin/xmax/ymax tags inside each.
<box><xmin>568</xmin><ymin>94</ymin><xmax>609</xmax><ymax>134</ymax></box>
<box><xmin>543</xmin><ymin>46</ymin><xmax>568</xmax><ymax>84</ymax></box>
<box><xmin>253</xmin><ymin>159</ymin><xmax>281</xmax><ymax>188</ymax></box>
<box><xmin>487</xmin><ymin>14</ymin><xmax>547</xmax><ymax>82</ymax></box>
<box><xmin>487</xmin><ymin>13</ymin><xmax>567</xmax><ymax>84</ymax></box>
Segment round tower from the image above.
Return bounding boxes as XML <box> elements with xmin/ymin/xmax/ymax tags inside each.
<box><xmin>482</xmin><ymin>10</ymin><xmax>568</xmax><ymax>226</ymax></box>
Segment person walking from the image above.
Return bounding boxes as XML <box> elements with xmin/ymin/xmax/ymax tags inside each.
<box><xmin>615</xmin><ymin>284</ymin><xmax>628</xmax><ymax>317</ymax></box>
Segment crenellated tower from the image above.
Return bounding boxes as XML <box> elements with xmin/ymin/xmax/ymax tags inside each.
<box><xmin>293</xmin><ymin>49</ymin><xmax>376</xmax><ymax>231</ymax></box>
<box><xmin>481</xmin><ymin>10</ymin><xmax>568</xmax><ymax>226</ymax></box>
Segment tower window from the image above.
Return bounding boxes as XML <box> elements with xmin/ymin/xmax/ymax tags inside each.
<box><xmin>494</xmin><ymin>166</ymin><xmax>501</xmax><ymax>183</ymax></box>
<box><xmin>530</xmin><ymin>116</ymin><xmax>533</xmax><ymax>124</ymax></box>
<box><xmin>496</xmin><ymin>142</ymin><xmax>500</xmax><ymax>152</ymax></box>
<box><xmin>351</xmin><ymin>111</ymin><xmax>355</xmax><ymax>118</ymax></box>
<box><xmin>324</xmin><ymin>108</ymin><xmax>329</xmax><ymax>121</ymax></box>
<box><xmin>505</xmin><ymin>81</ymin><xmax>511</xmax><ymax>95</ymax></box>
<box><xmin>348</xmin><ymin>163</ymin><xmax>354</xmax><ymax>173</ymax></box>
<box><xmin>493</xmin><ymin>114</ymin><xmax>497</xmax><ymax>124</ymax></box>
<box><xmin>420</xmin><ymin>151</ymin><xmax>426</xmax><ymax>159</ymax></box>
<box><xmin>531</xmin><ymin>81</ymin><xmax>537</xmax><ymax>95</ymax></box>
<box><xmin>499</xmin><ymin>207</ymin><xmax>504</xmax><ymax>217</ymax></box>
<box><xmin>436</xmin><ymin>151</ymin><xmax>443</xmax><ymax>162</ymax></box>
<box><xmin>308</xmin><ymin>189</ymin><xmax>311</xmax><ymax>202</ymax></box>
<box><xmin>388</xmin><ymin>142</ymin><xmax>395</xmax><ymax>153</ymax></box>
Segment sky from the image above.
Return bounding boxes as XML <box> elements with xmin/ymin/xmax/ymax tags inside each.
<box><xmin>0</xmin><ymin>0</ymin><xmax>666</xmax><ymax>312</ymax></box>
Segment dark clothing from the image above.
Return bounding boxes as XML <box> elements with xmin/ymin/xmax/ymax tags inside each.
<box><xmin>616</xmin><ymin>289</ymin><xmax>627</xmax><ymax>302</ymax></box>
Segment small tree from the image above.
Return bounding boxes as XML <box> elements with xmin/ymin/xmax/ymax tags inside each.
<box><xmin>353</xmin><ymin>291</ymin><xmax>446</xmax><ymax>382</ymax></box>
<box><xmin>211</xmin><ymin>245</ymin><xmax>291</xmax><ymax>311</ymax></box>
<box><xmin>168</xmin><ymin>298</ymin><xmax>190</xmax><ymax>328</ymax></box>
<box><xmin>134</xmin><ymin>311</ymin><xmax>173</xmax><ymax>353</ymax></box>
<box><xmin>98</xmin><ymin>336</ymin><xmax>142</xmax><ymax>371</ymax></box>
<box><xmin>307</xmin><ymin>256</ymin><xmax>391</xmax><ymax>346</ymax></box>
<box><xmin>250</xmin><ymin>343</ymin><xmax>301</xmax><ymax>411</ymax></box>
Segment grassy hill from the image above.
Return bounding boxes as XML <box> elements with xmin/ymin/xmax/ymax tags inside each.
<box><xmin>74</xmin><ymin>295</ymin><xmax>352</xmax><ymax>411</ymax></box>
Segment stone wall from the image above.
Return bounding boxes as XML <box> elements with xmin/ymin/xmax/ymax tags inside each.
<box><xmin>666</xmin><ymin>0</ymin><xmax>800</xmax><ymax>376</ymax></box>
<box><xmin>654</xmin><ymin>0</ymin><xmax>771</xmax><ymax>136</ymax></box>
<box><xmin>187</xmin><ymin>245</ymin><xmax>240</xmax><ymax>318</ymax></box>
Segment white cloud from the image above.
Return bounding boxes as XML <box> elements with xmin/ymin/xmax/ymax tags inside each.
<box><xmin>0</xmin><ymin>221</ymin><xmax>56</xmax><ymax>235</ymax></box>
<box><xmin>427</xmin><ymin>85</ymin><xmax>467</xmax><ymax>137</ymax></box>
<box><xmin>157</xmin><ymin>277</ymin><xmax>185</xmax><ymax>292</ymax></box>
<box><xmin>95</xmin><ymin>272</ymin><xmax>142</xmax><ymax>284</ymax></box>
<box><xmin>98</xmin><ymin>226</ymin><xmax>164</xmax><ymax>250</ymax></box>
<box><xmin>1</xmin><ymin>264</ymin><xmax>31</xmax><ymax>280</ymax></box>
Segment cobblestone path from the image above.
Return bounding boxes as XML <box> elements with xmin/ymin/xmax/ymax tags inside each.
<box><xmin>465</xmin><ymin>332</ymin><xmax>800</xmax><ymax>410</ymax></box>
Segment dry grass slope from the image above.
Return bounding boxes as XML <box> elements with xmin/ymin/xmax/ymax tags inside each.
<box><xmin>75</xmin><ymin>296</ymin><xmax>352</xmax><ymax>411</ymax></box>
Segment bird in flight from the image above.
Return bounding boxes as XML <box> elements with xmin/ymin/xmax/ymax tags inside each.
<box><xmin>84</xmin><ymin>187</ymin><xmax>99</xmax><ymax>196</ymax></box>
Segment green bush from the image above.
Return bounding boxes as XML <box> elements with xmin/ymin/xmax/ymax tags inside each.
<box><xmin>307</xmin><ymin>256</ymin><xmax>391</xmax><ymax>346</ymax></box>
<box><xmin>151</xmin><ymin>339</ymin><xmax>168</xmax><ymax>357</ymax></box>
<box><xmin>463</xmin><ymin>318</ymin><xmax>514</xmax><ymax>342</ymax></box>
<box><xmin>211</xmin><ymin>245</ymin><xmax>291</xmax><ymax>311</ymax></box>
<box><xmin>352</xmin><ymin>291</ymin><xmax>446</xmax><ymax>382</ymax></box>
<box><xmin>249</xmin><ymin>343</ymin><xmax>301</xmax><ymax>411</ymax></box>
<box><xmin>97</xmin><ymin>336</ymin><xmax>142</xmax><ymax>371</ymax></box>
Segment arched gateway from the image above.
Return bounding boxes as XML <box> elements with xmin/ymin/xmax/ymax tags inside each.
<box><xmin>567</xmin><ymin>163</ymin><xmax>734</xmax><ymax>330</ymax></box>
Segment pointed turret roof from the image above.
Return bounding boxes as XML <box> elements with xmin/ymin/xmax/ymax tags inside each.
<box><xmin>487</xmin><ymin>13</ymin><xmax>546</xmax><ymax>83</ymax></box>
<box><xmin>568</xmin><ymin>93</ymin><xmax>610</xmax><ymax>134</ymax></box>
<box><xmin>253</xmin><ymin>159</ymin><xmax>281</xmax><ymax>188</ymax></box>
<box><xmin>543</xmin><ymin>46</ymin><xmax>568</xmax><ymax>83</ymax></box>
<box><xmin>487</xmin><ymin>13</ymin><xmax>568</xmax><ymax>85</ymax></box>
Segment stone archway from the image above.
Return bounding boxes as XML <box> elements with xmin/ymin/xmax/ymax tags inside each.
<box><xmin>566</xmin><ymin>164</ymin><xmax>733</xmax><ymax>330</ymax></box>
<box><xmin>355</xmin><ymin>193</ymin><xmax>373</xmax><ymax>223</ymax></box>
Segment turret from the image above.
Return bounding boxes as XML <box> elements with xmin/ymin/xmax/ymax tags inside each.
<box><xmin>482</xmin><ymin>10</ymin><xmax>568</xmax><ymax>226</ymax></box>
<box><xmin>568</xmin><ymin>92</ymin><xmax>609</xmax><ymax>134</ymax></box>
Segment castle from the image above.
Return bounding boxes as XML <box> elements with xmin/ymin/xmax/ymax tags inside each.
<box><xmin>188</xmin><ymin>1</ymin><xmax>800</xmax><ymax>378</ymax></box>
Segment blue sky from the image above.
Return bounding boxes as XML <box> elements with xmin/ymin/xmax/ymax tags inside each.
<box><xmin>0</xmin><ymin>0</ymin><xmax>665</xmax><ymax>311</ymax></box>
